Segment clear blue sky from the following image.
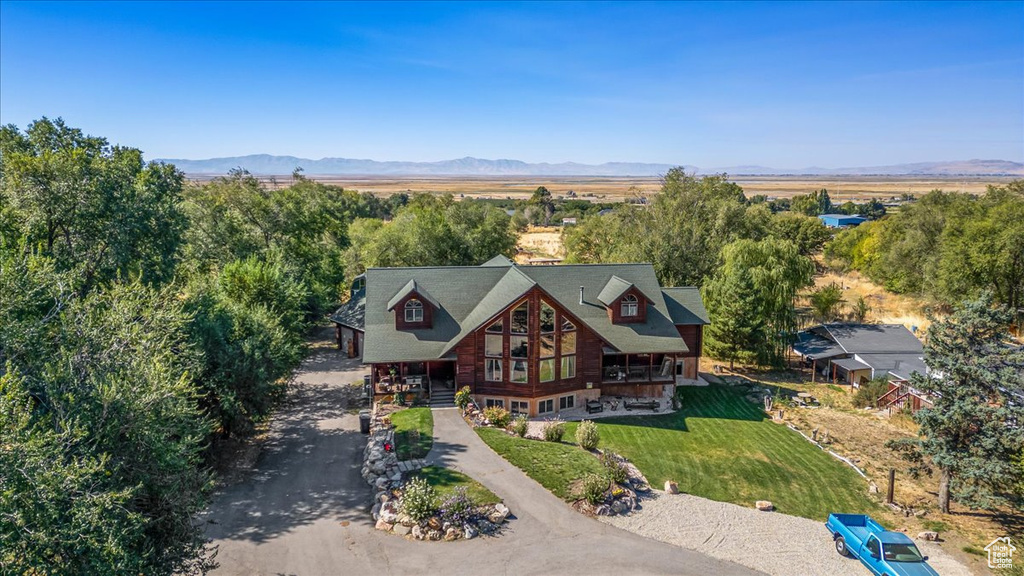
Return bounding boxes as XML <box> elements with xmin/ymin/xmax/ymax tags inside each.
<box><xmin>2</xmin><ymin>1</ymin><xmax>1022</xmax><ymax>167</ymax></box>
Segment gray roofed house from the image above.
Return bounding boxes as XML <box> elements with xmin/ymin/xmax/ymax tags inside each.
<box><xmin>792</xmin><ymin>322</ymin><xmax>927</xmax><ymax>390</ymax></box>
<box><xmin>332</xmin><ymin>256</ymin><xmax>710</xmax><ymax>416</ymax></box>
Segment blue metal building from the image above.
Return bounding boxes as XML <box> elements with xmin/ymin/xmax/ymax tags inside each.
<box><xmin>818</xmin><ymin>214</ymin><xmax>867</xmax><ymax>228</ymax></box>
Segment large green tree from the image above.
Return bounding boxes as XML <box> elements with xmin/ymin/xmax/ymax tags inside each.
<box><xmin>0</xmin><ymin>250</ymin><xmax>214</xmax><ymax>575</ymax></box>
<box><xmin>563</xmin><ymin>169</ymin><xmax>771</xmax><ymax>286</ymax></box>
<box><xmin>703</xmin><ymin>238</ymin><xmax>814</xmax><ymax>367</ymax></box>
<box><xmin>889</xmin><ymin>294</ymin><xmax>1024</xmax><ymax>513</ymax></box>
<box><xmin>0</xmin><ymin>118</ymin><xmax>186</xmax><ymax>288</ymax></box>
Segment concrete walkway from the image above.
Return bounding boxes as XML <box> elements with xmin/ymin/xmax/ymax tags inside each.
<box><xmin>427</xmin><ymin>407</ymin><xmax>762</xmax><ymax>575</ymax></box>
<box><xmin>204</xmin><ymin>329</ymin><xmax>761</xmax><ymax>575</ymax></box>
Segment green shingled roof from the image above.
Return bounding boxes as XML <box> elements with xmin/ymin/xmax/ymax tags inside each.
<box><xmin>661</xmin><ymin>287</ymin><xmax>710</xmax><ymax>325</ymax></box>
<box><xmin>597</xmin><ymin>275</ymin><xmax>635</xmax><ymax>306</ymax></box>
<box><xmin>386</xmin><ymin>279</ymin><xmax>440</xmax><ymax>311</ymax></box>
<box><xmin>360</xmin><ymin>259</ymin><xmax>694</xmax><ymax>364</ymax></box>
<box><xmin>329</xmin><ymin>296</ymin><xmax>365</xmax><ymax>330</ymax></box>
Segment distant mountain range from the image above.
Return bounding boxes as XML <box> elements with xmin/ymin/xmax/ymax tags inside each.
<box><xmin>154</xmin><ymin>155</ymin><xmax>1024</xmax><ymax>177</ymax></box>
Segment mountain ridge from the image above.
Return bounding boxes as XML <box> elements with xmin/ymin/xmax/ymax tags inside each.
<box><xmin>153</xmin><ymin>155</ymin><xmax>1024</xmax><ymax>177</ymax></box>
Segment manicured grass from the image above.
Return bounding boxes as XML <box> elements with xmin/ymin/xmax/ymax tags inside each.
<box><xmin>562</xmin><ymin>385</ymin><xmax>879</xmax><ymax>521</ymax></box>
<box><xmin>413</xmin><ymin>465</ymin><xmax>501</xmax><ymax>505</ymax></box>
<box><xmin>390</xmin><ymin>407</ymin><xmax>433</xmax><ymax>461</ymax></box>
<box><xmin>476</xmin><ymin>427</ymin><xmax>605</xmax><ymax>500</ymax></box>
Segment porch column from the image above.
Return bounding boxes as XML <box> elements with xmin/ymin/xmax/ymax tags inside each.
<box><xmin>832</xmin><ymin>363</ymin><xmax>837</xmax><ymax>384</ymax></box>
<box><xmin>649</xmin><ymin>355</ymin><xmax>654</xmax><ymax>382</ymax></box>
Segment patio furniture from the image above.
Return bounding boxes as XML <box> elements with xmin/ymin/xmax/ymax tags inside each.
<box><xmin>624</xmin><ymin>400</ymin><xmax>660</xmax><ymax>411</ymax></box>
<box><xmin>586</xmin><ymin>400</ymin><xmax>604</xmax><ymax>414</ymax></box>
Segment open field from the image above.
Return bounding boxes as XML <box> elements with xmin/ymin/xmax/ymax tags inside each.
<box><xmin>189</xmin><ymin>174</ymin><xmax>1018</xmax><ymax>203</ymax></box>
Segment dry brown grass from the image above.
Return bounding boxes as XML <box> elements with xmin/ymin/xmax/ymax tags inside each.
<box><xmin>806</xmin><ymin>265</ymin><xmax>934</xmax><ymax>333</ymax></box>
<box><xmin>204</xmin><ymin>175</ymin><xmax>1018</xmax><ymax>203</ymax></box>
<box><xmin>517</xmin><ymin>226</ymin><xmax>565</xmax><ymax>261</ymax></box>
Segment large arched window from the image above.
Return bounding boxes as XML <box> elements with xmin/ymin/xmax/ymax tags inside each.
<box><xmin>404</xmin><ymin>299</ymin><xmax>424</xmax><ymax>322</ymax></box>
<box><xmin>621</xmin><ymin>294</ymin><xmax>639</xmax><ymax>317</ymax></box>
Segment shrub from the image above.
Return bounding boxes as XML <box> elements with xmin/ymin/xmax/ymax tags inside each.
<box><xmin>542</xmin><ymin>419</ymin><xmax>565</xmax><ymax>442</ymax></box>
<box><xmin>600</xmin><ymin>451</ymin><xmax>629</xmax><ymax>484</ymax></box>
<box><xmin>578</xmin><ymin>473</ymin><xmax>608</xmax><ymax>505</ymax></box>
<box><xmin>575</xmin><ymin>420</ymin><xmax>600</xmax><ymax>450</ymax></box>
<box><xmin>454</xmin><ymin>386</ymin><xmax>472</xmax><ymax>410</ymax></box>
<box><xmin>437</xmin><ymin>486</ymin><xmax>477</xmax><ymax>526</ymax></box>
<box><xmin>510</xmin><ymin>414</ymin><xmax>529</xmax><ymax>437</ymax></box>
<box><xmin>853</xmin><ymin>377</ymin><xmax>891</xmax><ymax>409</ymax></box>
<box><xmin>483</xmin><ymin>406</ymin><xmax>511</xmax><ymax>428</ymax></box>
<box><xmin>401</xmin><ymin>477</ymin><xmax>437</xmax><ymax>521</ymax></box>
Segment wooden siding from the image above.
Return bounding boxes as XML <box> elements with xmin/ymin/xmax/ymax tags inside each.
<box><xmin>460</xmin><ymin>286</ymin><xmax>607</xmax><ymax>399</ymax></box>
<box><xmin>606</xmin><ymin>285</ymin><xmax>648</xmax><ymax>324</ymax></box>
<box><xmin>394</xmin><ymin>291</ymin><xmax>433</xmax><ymax>330</ymax></box>
<box><xmin>675</xmin><ymin>325</ymin><xmax>703</xmax><ymax>358</ymax></box>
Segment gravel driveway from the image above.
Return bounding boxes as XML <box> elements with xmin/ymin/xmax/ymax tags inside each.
<box><xmin>600</xmin><ymin>491</ymin><xmax>974</xmax><ymax>576</ymax></box>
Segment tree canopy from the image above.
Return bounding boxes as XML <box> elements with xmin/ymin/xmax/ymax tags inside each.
<box><xmin>888</xmin><ymin>293</ymin><xmax>1024</xmax><ymax>513</ymax></box>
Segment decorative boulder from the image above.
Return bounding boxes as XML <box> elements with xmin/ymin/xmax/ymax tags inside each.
<box><xmin>393</xmin><ymin>524</ymin><xmax>412</xmax><ymax>537</ymax></box>
<box><xmin>444</xmin><ymin>527</ymin><xmax>459</xmax><ymax>541</ymax></box>
<box><xmin>380</xmin><ymin>505</ymin><xmax>399</xmax><ymax>524</ymax></box>
<box><xmin>375</xmin><ymin>518</ymin><xmax>394</xmax><ymax>532</ymax></box>
<box><xmin>463</xmin><ymin>524</ymin><xmax>478</xmax><ymax>539</ymax></box>
<box><xmin>412</xmin><ymin>525</ymin><xmax>425</xmax><ymax>540</ymax></box>
<box><xmin>755</xmin><ymin>500</ymin><xmax>774</xmax><ymax>512</ymax></box>
<box><xmin>664</xmin><ymin>481</ymin><xmax>679</xmax><ymax>494</ymax></box>
<box><xmin>427</xmin><ymin>516</ymin><xmax>443</xmax><ymax>530</ymax></box>
<box><xmin>918</xmin><ymin>531</ymin><xmax>939</xmax><ymax>541</ymax></box>
<box><xmin>427</xmin><ymin>529</ymin><xmax>442</xmax><ymax>541</ymax></box>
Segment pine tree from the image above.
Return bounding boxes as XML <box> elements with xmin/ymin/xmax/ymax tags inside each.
<box><xmin>703</xmin><ymin>267</ymin><xmax>765</xmax><ymax>369</ymax></box>
<box><xmin>889</xmin><ymin>293</ymin><xmax>1024</xmax><ymax>513</ymax></box>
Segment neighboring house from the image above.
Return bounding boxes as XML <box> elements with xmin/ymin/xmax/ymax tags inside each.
<box><xmin>818</xmin><ymin>214</ymin><xmax>867</xmax><ymax>228</ymax></box>
<box><xmin>329</xmin><ymin>255</ymin><xmax>709</xmax><ymax>416</ymax></box>
<box><xmin>561</xmin><ymin>217</ymin><xmax>577</xmax><ymax>225</ymax></box>
<box><xmin>792</xmin><ymin>323</ymin><xmax>932</xmax><ymax>411</ymax></box>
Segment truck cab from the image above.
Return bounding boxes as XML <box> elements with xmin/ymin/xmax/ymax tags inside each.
<box><xmin>826</xmin><ymin>513</ymin><xmax>938</xmax><ymax>576</ymax></box>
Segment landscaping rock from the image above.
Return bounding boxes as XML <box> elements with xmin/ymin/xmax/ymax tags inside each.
<box><xmin>393</xmin><ymin>524</ymin><xmax>411</xmax><ymax>536</ymax></box>
<box><xmin>380</xmin><ymin>505</ymin><xmax>399</xmax><ymax>524</ymax></box>
<box><xmin>869</xmin><ymin>482</ymin><xmax>878</xmax><ymax>494</ymax></box>
<box><xmin>397</xmin><ymin>513</ymin><xmax>415</xmax><ymax>527</ymax></box>
<box><xmin>664</xmin><ymin>481</ymin><xmax>679</xmax><ymax>494</ymax></box>
<box><xmin>755</xmin><ymin>500</ymin><xmax>774</xmax><ymax>512</ymax></box>
<box><xmin>463</xmin><ymin>524</ymin><xmax>478</xmax><ymax>539</ymax></box>
<box><xmin>611</xmin><ymin>501</ymin><xmax>626</xmax><ymax>514</ymax></box>
<box><xmin>427</xmin><ymin>529</ymin><xmax>442</xmax><ymax>541</ymax></box>
<box><xmin>918</xmin><ymin>531</ymin><xmax>939</xmax><ymax>541</ymax></box>
<box><xmin>375</xmin><ymin>518</ymin><xmax>394</xmax><ymax>532</ymax></box>
<box><xmin>489</xmin><ymin>503</ymin><xmax>510</xmax><ymax>523</ymax></box>
<box><xmin>476</xmin><ymin>519</ymin><xmax>497</xmax><ymax>534</ymax></box>
<box><xmin>444</xmin><ymin>527</ymin><xmax>459</xmax><ymax>541</ymax></box>
<box><xmin>370</xmin><ymin>503</ymin><xmax>381</xmax><ymax>520</ymax></box>
<box><xmin>411</xmin><ymin>525</ymin><xmax>425</xmax><ymax>540</ymax></box>
<box><xmin>427</xmin><ymin>516</ymin><xmax>442</xmax><ymax>530</ymax></box>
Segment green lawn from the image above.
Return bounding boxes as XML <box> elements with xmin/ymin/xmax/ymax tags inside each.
<box><xmin>412</xmin><ymin>465</ymin><xmax>501</xmax><ymax>505</ymax></box>
<box><xmin>564</xmin><ymin>385</ymin><xmax>878</xmax><ymax>521</ymax></box>
<box><xmin>390</xmin><ymin>407</ymin><xmax>433</xmax><ymax>461</ymax></box>
<box><xmin>476</xmin><ymin>427</ymin><xmax>605</xmax><ymax>500</ymax></box>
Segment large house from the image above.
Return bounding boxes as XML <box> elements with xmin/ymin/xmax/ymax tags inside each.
<box><xmin>331</xmin><ymin>256</ymin><xmax>709</xmax><ymax>416</ymax></box>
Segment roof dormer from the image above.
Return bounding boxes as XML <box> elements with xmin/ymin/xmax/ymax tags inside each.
<box><xmin>598</xmin><ymin>275</ymin><xmax>647</xmax><ymax>324</ymax></box>
<box><xmin>387</xmin><ymin>279</ymin><xmax>438</xmax><ymax>329</ymax></box>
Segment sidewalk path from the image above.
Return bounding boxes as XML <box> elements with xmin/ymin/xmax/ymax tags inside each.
<box><xmin>427</xmin><ymin>407</ymin><xmax>762</xmax><ymax>575</ymax></box>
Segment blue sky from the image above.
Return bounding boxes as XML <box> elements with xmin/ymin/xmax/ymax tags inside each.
<box><xmin>1</xmin><ymin>1</ymin><xmax>1021</xmax><ymax>166</ymax></box>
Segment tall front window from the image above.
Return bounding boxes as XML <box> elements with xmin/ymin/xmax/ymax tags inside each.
<box><xmin>485</xmin><ymin>334</ymin><xmax>503</xmax><ymax>357</ymax></box>
<box><xmin>405</xmin><ymin>299</ymin><xmax>424</xmax><ymax>322</ymax></box>
<box><xmin>511</xmin><ymin>302</ymin><xmax>529</xmax><ymax>334</ymax></box>
<box><xmin>511</xmin><ymin>360</ymin><xmax>528</xmax><ymax>383</ymax></box>
<box><xmin>561</xmin><ymin>355</ymin><xmax>576</xmax><ymax>379</ymax></box>
<box><xmin>621</xmin><ymin>294</ymin><xmax>638</xmax><ymax>317</ymax></box>
<box><xmin>485</xmin><ymin>358</ymin><xmax>502</xmax><ymax>381</ymax></box>
<box><xmin>539</xmin><ymin>359</ymin><xmax>555</xmax><ymax>382</ymax></box>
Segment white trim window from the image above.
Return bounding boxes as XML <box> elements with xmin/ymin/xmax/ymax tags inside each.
<box><xmin>559</xmin><ymin>394</ymin><xmax>575</xmax><ymax>410</ymax></box>
<box><xmin>405</xmin><ymin>298</ymin><xmax>424</xmax><ymax>322</ymax></box>
<box><xmin>621</xmin><ymin>294</ymin><xmax>638</xmax><ymax>317</ymax></box>
<box><xmin>511</xmin><ymin>400</ymin><xmax>529</xmax><ymax>415</ymax></box>
<box><xmin>561</xmin><ymin>355</ymin><xmax>576</xmax><ymax>379</ymax></box>
<box><xmin>511</xmin><ymin>360</ymin><xmax>528</xmax><ymax>383</ymax></box>
<box><xmin>485</xmin><ymin>358</ymin><xmax>502</xmax><ymax>382</ymax></box>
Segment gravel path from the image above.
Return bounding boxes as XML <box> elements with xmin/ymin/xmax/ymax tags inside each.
<box><xmin>599</xmin><ymin>491</ymin><xmax>974</xmax><ymax>576</ymax></box>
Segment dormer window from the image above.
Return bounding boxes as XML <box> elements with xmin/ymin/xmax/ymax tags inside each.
<box><xmin>405</xmin><ymin>299</ymin><xmax>424</xmax><ymax>323</ymax></box>
<box><xmin>621</xmin><ymin>294</ymin><xmax>639</xmax><ymax>317</ymax></box>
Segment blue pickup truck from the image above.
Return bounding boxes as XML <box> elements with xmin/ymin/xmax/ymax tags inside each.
<box><xmin>825</xmin><ymin>514</ymin><xmax>938</xmax><ymax>576</ymax></box>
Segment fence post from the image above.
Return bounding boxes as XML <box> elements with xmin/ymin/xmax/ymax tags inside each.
<box><xmin>886</xmin><ymin>469</ymin><xmax>895</xmax><ymax>504</ymax></box>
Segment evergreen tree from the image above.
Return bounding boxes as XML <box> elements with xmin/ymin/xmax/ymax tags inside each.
<box><xmin>888</xmin><ymin>293</ymin><xmax>1024</xmax><ymax>513</ymax></box>
<box><xmin>703</xmin><ymin>270</ymin><xmax>764</xmax><ymax>369</ymax></box>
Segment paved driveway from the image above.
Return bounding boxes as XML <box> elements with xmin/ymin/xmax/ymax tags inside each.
<box><xmin>205</xmin><ymin>332</ymin><xmax>761</xmax><ymax>575</ymax></box>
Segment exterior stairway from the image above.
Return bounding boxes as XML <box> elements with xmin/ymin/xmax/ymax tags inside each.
<box><xmin>428</xmin><ymin>387</ymin><xmax>456</xmax><ymax>407</ymax></box>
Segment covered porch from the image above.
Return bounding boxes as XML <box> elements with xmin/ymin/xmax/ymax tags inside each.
<box><xmin>370</xmin><ymin>360</ymin><xmax>456</xmax><ymax>398</ymax></box>
<box><xmin>600</xmin><ymin>352</ymin><xmax>676</xmax><ymax>397</ymax></box>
